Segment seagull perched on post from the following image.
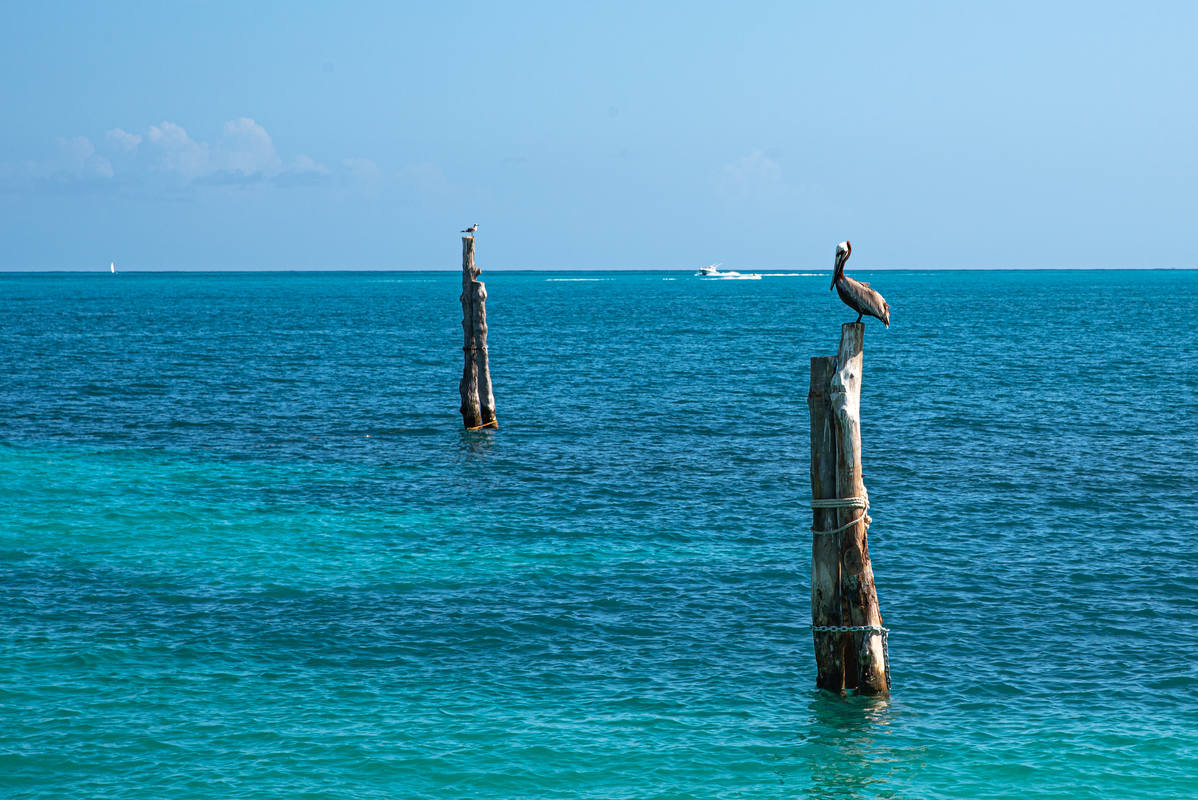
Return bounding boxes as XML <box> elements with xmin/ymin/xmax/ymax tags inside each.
<box><xmin>831</xmin><ymin>240</ymin><xmax>890</xmax><ymax>328</ymax></box>
<box><xmin>461</xmin><ymin>223</ymin><xmax>478</xmax><ymax>235</ymax></box>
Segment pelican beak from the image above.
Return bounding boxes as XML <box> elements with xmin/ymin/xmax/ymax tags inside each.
<box><xmin>831</xmin><ymin>241</ymin><xmax>850</xmax><ymax>289</ymax></box>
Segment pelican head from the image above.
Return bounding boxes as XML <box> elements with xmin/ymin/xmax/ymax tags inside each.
<box><xmin>831</xmin><ymin>240</ymin><xmax>851</xmax><ymax>290</ymax></box>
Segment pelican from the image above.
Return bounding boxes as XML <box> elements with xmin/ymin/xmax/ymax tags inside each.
<box><xmin>831</xmin><ymin>240</ymin><xmax>890</xmax><ymax>328</ymax></box>
<box><xmin>462</xmin><ymin>223</ymin><xmax>478</xmax><ymax>234</ymax></box>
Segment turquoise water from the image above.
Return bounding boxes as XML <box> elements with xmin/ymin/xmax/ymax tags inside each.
<box><xmin>2</xmin><ymin>269</ymin><xmax>1196</xmax><ymax>798</ymax></box>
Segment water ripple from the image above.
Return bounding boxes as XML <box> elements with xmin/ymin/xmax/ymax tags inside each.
<box><xmin>0</xmin><ymin>270</ymin><xmax>1195</xmax><ymax>798</ymax></box>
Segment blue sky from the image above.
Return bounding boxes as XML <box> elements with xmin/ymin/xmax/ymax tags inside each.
<box><xmin>2</xmin><ymin>1</ymin><xmax>1195</xmax><ymax>269</ymax></box>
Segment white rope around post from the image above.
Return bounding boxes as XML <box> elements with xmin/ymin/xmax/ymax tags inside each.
<box><xmin>810</xmin><ymin>496</ymin><xmax>868</xmax><ymax>510</ymax></box>
<box><xmin>809</xmin><ymin>494</ymin><xmax>871</xmax><ymax>535</ymax></box>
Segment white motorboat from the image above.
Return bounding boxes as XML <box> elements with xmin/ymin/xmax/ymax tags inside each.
<box><xmin>695</xmin><ymin>263</ymin><xmax>761</xmax><ymax>280</ymax></box>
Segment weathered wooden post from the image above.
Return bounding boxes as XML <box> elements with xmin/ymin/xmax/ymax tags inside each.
<box><xmin>808</xmin><ymin>356</ymin><xmax>845</xmax><ymax>691</ymax></box>
<box><xmin>808</xmin><ymin>322</ymin><xmax>889</xmax><ymax>696</ymax></box>
<box><xmin>459</xmin><ymin>236</ymin><xmax>497</xmax><ymax>430</ymax></box>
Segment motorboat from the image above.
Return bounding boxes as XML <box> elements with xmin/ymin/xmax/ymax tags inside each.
<box><xmin>695</xmin><ymin>263</ymin><xmax>761</xmax><ymax>280</ymax></box>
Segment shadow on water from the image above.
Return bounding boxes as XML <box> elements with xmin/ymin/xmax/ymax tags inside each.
<box><xmin>793</xmin><ymin>691</ymin><xmax>898</xmax><ymax>800</ymax></box>
<box><xmin>458</xmin><ymin>427</ymin><xmax>497</xmax><ymax>459</ymax></box>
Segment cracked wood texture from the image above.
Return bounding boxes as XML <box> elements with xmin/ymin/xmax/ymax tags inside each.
<box><xmin>829</xmin><ymin>322</ymin><xmax>887</xmax><ymax>696</ymax></box>
<box><xmin>459</xmin><ymin>236</ymin><xmax>497</xmax><ymax>430</ymax></box>
<box><xmin>808</xmin><ymin>355</ymin><xmax>845</xmax><ymax>691</ymax></box>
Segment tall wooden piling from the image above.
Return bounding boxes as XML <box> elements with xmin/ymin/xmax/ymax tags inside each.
<box><xmin>808</xmin><ymin>356</ymin><xmax>844</xmax><ymax>691</ymax></box>
<box><xmin>459</xmin><ymin>236</ymin><xmax>497</xmax><ymax>430</ymax></box>
<box><xmin>808</xmin><ymin>322</ymin><xmax>888</xmax><ymax>696</ymax></box>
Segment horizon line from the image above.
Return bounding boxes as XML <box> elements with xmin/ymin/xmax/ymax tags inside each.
<box><xmin>2</xmin><ymin>266</ymin><xmax>1196</xmax><ymax>274</ymax></box>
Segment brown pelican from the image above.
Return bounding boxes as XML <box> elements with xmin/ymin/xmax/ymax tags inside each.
<box><xmin>462</xmin><ymin>223</ymin><xmax>478</xmax><ymax>235</ymax></box>
<box><xmin>831</xmin><ymin>240</ymin><xmax>890</xmax><ymax>328</ymax></box>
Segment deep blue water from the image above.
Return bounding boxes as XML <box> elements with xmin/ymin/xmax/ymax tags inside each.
<box><xmin>1</xmin><ymin>269</ymin><xmax>1196</xmax><ymax>799</ymax></box>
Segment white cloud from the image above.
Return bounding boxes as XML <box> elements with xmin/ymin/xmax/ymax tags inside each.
<box><xmin>91</xmin><ymin>156</ymin><xmax>115</xmax><ymax>179</ymax></box>
<box><xmin>146</xmin><ymin>118</ymin><xmax>328</xmax><ymax>185</ymax></box>
<box><xmin>219</xmin><ymin>117</ymin><xmax>281</xmax><ymax>175</ymax></box>
<box><xmin>147</xmin><ymin>121</ymin><xmax>211</xmax><ymax>180</ymax></box>
<box><xmin>271</xmin><ymin>154</ymin><xmax>332</xmax><ymax>187</ymax></box>
<box><xmin>57</xmin><ymin>136</ymin><xmax>94</xmax><ymax>165</ymax></box>
<box><xmin>3</xmin><ymin>118</ymin><xmax>347</xmax><ymax>192</ymax></box>
<box><xmin>290</xmin><ymin>154</ymin><xmax>329</xmax><ymax>175</ymax></box>
<box><xmin>343</xmin><ymin>157</ymin><xmax>382</xmax><ymax>183</ymax></box>
<box><xmin>106</xmin><ymin>128</ymin><xmax>142</xmax><ymax>152</ymax></box>
<box><xmin>54</xmin><ymin>136</ymin><xmax>113</xmax><ymax>179</ymax></box>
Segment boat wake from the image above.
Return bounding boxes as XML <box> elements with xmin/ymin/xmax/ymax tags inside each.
<box><xmin>695</xmin><ymin>264</ymin><xmax>761</xmax><ymax>280</ymax></box>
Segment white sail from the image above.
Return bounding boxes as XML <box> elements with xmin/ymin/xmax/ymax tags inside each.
<box><xmin>110</xmin><ymin>262</ymin><xmax>115</xmax><ymax>274</ymax></box>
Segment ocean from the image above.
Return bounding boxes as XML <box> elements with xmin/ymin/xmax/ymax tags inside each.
<box><xmin>1</xmin><ymin>269</ymin><xmax>1195</xmax><ymax>799</ymax></box>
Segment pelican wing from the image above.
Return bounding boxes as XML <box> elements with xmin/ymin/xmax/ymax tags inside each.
<box><xmin>838</xmin><ymin>275</ymin><xmax>891</xmax><ymax>327</ymax></box>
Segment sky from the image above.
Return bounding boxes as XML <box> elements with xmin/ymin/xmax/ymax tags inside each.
<box><xmin>1</xmin><ymin>1</ymin><xmax>1196</xmax><ymax>270</ymax></box>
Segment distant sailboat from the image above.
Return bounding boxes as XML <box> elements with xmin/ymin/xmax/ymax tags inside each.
<box><xmin>110</xmin><ymin>261</ymin><xmax>116</xmax><ymax>274</ymax></box>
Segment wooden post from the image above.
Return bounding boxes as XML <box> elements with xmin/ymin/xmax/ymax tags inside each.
<box><xmin>829</xmin><ymin>322</ymin><xmax>888</xmax><ymax>695</ymax></box>
<box><xmin>808</xmin><ymin>356</ymin><xmax>844</xmax><ymax>691</ymax></box>
<box><xmin>459</xmin><ymin>236</ymin><xmax>497</xmax><ymax>430</ymax></box>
